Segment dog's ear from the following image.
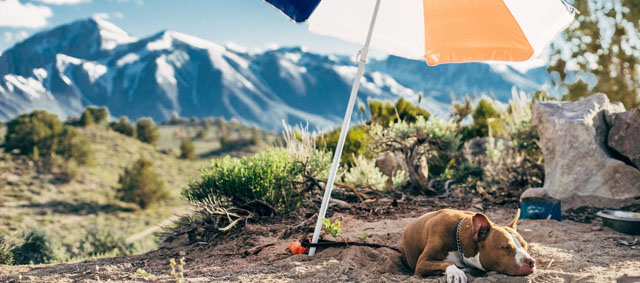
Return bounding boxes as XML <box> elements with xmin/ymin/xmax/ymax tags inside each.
<box><xmin>472</xmin><ymin>213</ymin><xmax>491</xmax><ymax>242</ymax></box>
<box><xmin>508</xmin><ymin>209</ymin><xmax>520</xmax><ymax>230</ymax></box>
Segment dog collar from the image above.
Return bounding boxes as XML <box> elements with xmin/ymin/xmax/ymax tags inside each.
<box><xmin>456</xmin><ymin>217</ymin><xmax>467</xmax><ymax>268</ymax></box>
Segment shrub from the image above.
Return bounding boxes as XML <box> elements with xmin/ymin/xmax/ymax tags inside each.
<box><xmin>79</xmin><ymin>109</ymin><xmax>94</xmax><ymax>126</ymax></box>
<box><xmin>5</xmin><ymin>110</ymin><xmax>64</xmax><ymax>156</ymax></box>
<box><xmin>47</xmin><ymin>155</ymin><xmax>79</xmax><ymax>183</ymax></box>
<box><xmin>117</xmin><ymin>155</ymin><xmax>168</xmax><ymax>209</ymax></box>
<box><xmin>316</xmin><ymin>125</ymin><xmax>372</xmax><ymax>166</ymax></box>
<box><xmin>57</xmin><ymin>127</ymin><xmax>93</xmax><ymax>165</ymax></box>
<box><xmin>5</xmin><ymin>110</ymin><xmax>93</xmax><ymax>164</ymax></box>
<box><xmin>461</xmin><ymin>98</ymin><xmax>500</xmax><ymax>141</ymax></box>
<box><xmin>343</xmin><ymin>155</ymin><xmax>388</xmax><ymax>191</ymax></box>
<box><xmin>79</xmin><ymin>228</ymin><xmax>135</xmax><ymax>258</ymax></box>
<box><xmin>369</xmin><ymin>97</ymin><xmax>431</xmax><ymax>127</ymax></box>
<box><xmin>180</xmin><ymin>138</ymin><xmax>196</xmax><ymax>160</ymax></box>
<box><xmin>110</xmin><ymin>117</ymin><xmax>135</xmax><ymax>137</ymax></box>
<box><xmin>0</xmin><ymin>234</ymin><xmax>13</xmax><ymax>265</ymax></box>
<box><xmin>136</xmin><ymin>118</ymin><xmax>159</xmax><ymax>145</ymax></box>
<box><xmin>11</xmin><ymin>229</ymin><xmax>54</xmax><ymax>265</ymax></box>
<box><xmin>183</xmin><ymin>149</ymin><xmax>304</xmax><ymax>212</ymax></box>
<box><xmin>79</xmin><ymin>107</ymin><xmax>109</xmax><ymax>126</ymax></box>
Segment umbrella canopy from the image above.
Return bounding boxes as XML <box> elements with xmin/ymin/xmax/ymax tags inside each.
<box><xmin>262</xmin><ymin>0</ymin><xmax>575</xmax><ymax>256</ymax></box>
<box><xmin>265</xmin><ymin>0</ymin><xmax>575</xmax><ymax>65</ymax></box>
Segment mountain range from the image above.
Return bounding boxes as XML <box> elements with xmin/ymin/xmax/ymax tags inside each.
<box><xmin>0</xmin><ymin>17</ymin><xmax>550</xmax><ymax>131</ymax></box>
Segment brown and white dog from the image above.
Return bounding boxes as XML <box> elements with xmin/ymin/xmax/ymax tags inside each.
<box><xmin>400</xmin><ymin>209</ymin><xmax>535</xmax><ymax>283</ymax></box>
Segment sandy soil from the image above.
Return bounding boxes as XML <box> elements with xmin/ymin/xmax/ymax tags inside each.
<box><xmin>1</xmin><ymin>201</ymin><xmax>638</xmax><ymax>283</ymax></box>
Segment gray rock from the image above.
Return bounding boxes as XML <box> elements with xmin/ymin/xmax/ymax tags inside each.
<box><xmin>607</xmin><ymin>108</ymin><xmax>640</xmax><ymax>169</ymax></box>
<box><xmin>528</xmin><ymin>93</ymin><xmax>640</xmax><ymax>209</ymax></box>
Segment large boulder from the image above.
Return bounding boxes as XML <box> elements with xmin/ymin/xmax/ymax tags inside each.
<box><xmin>607</xmin><ymin>108</ymin><xmax>640</xmax><ymax>169</ymax></box>
<box><xmin>527</xmin><ymin>93</ymin><xmax>640</xmax><ymax>209</ymax></box>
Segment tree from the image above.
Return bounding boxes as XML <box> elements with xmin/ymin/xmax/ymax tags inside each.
<box><xmin>5</xmin><ymin>110</ymin><xmax>93</xmax><ymax>164</ymax></box>
<box><xmin>117</xmin><ymin>155</ymin><xmax>168</xmax><ymax>209</ymax></box>
<box><xmin>79</xmin><ymin>109</ymin><xmax>95</xmax><ymax>126</ymax></box>
<box><xmin>548</xmin><ymin>0</ymin><xmax>640</xmax><ymax>109</ymax></box>
<box><xmin>109</xmin><ymin>117</ymin><xmax>135</xmax><ymax>137</ymax></box>
<box><xmin>180</xmin><ymin>138</ymin><xmax>196</xmax><ymax>160</ymax></box>
<box><xmin>79</xmin><ymin>107</ymin><xmax>109</xmax><ymax>126</ymax></box>
<box><xmin>368</xmin><ymin>98</ymin><xmax>431</xmax><ymax>127</ymax></box>
<box><xmin>136</xmin><ymin>118</ymin><xmax>159</xmax><ymax>145</ymax></box>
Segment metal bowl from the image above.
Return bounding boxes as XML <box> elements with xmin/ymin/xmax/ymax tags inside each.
<box><xmin>596</xmin><ymin>210</ymin><xmax>640</xmax><ymax>235</ymax></box>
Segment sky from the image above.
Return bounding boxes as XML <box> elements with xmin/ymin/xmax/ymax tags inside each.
<box><xmin>0</xmin><ymin>0</ymin><xmax>546</xmax><ymax>71</ymax></box>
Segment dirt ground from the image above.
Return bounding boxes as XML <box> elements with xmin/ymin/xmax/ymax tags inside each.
<box><xmin>1</xmin><ymin>198</ymin><xmax>638</xmax><ymax>283</ymax></box>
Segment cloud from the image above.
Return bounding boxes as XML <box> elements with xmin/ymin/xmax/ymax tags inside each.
<box><xmin>0</xmin><ymin>0</ymin><xmax>52</xmax><ymax>28</ymax></box>
<box><xmin>93</xmin><ymin>12</ymin><xmax>110</xmax><ymax>20</ymax></box>
<box><xmin>3</xmin><ymin>30</ymin><xmax>29</xmax><ymax>43</ymax></box>
<box><xmin>38</xmin><ymin>0</ymin><xmax>90</xmax><ymax>5</ymax></box>
<box><xmin>112</xmin><ymin>11</ymin><xmax>124</xmax><ymax>19</ymax></box>
<box><xmin>3</xmin><ymin>32</ymin><xmax>12</xmax><ymax>42</ymax></box>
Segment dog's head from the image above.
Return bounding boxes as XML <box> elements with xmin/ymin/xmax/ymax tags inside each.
<box><xmin>471</xmin><ymin>210</ymin><xmax>535</xmax><ymax>276</ymax></box>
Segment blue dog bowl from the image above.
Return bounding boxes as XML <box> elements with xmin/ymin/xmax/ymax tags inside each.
<box><xmin>520</xmin><ymin>197</ymin><xmax>561</xmax><ymax>221</ymax></box>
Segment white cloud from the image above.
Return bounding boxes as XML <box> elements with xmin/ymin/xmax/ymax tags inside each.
<box><xmin>112</xmin><ymin>11</ymin><xmax>124</xmax><ymax>19</ymax></box>
<box><xmin>38</xmin><ymin>0</ymin><xmax>90</xmax><ymax>5</ymax></box>
<box><xmin>93</xmin><ymin>12</ymin><xmax>110</xmax><ymax>20</ymax></box>
<box><xmin>0</xmin><ymin>0</ymin><xmax>52</xmax><ymax>28</ymax></box>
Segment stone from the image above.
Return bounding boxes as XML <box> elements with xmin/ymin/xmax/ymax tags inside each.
<box><xmin>607</xmin><ymin>108</ymin><xmax>640</xmax><ymax>169</ymax></box>
<box><xmin>375</xmin><ymin>151</ymin><xmax>409</xmax><ymax>177</ymax></box>
<box><xmin>527</xmin><ymin>93</ymin><xmax>640</xmax><ymax>209</ymax></box>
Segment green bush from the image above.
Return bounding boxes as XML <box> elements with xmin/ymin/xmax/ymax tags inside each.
<box><xmin>369</xmin><ymin>97</ymin><xmax>430</xmax><ymax>127</ymax></box>
<box><xmin>79</xmin><ymin>228</ymin><xmax>135</xmax><ymax>258</ymax></box>
<box><xmin>4</xmin><ymin>110</ymin><xmax>93</xmax><ymax>164</ymax></box>
<box><xmin>79</xmin><ymin>106</ymin><xmax>109</xmax><ymax>126</ymax></box>
<box><xmin>0</xmin><ymin>234</ymin><xmax>13</xmax><ymax>265</ymax></box>
<box><xmin>117</xmin><ymin>155</ymin><xmax>168</xmax><ymax>209</ymax></box>
<box><xmin>460</xmin><ymin>98</ymin><xmax>500</xmax><ymax>142</ymax></box>
<box><xmin>182</xmin><ymin>149</ymin><xmax>304</xmax><ymax>213</ymax></box>
<box><xmin>109</xmin><ymin>117</ymin><xmax>135</xmax><ymax>137</ymax></box>
<box><xmin>342</xmin><ymin>155</ymin><xmax>387</xmax><ymax>191</ymax></box>
<box><xmin>136</xmin><ymin>118</ymin><xmax>159</xmax><ymax>145</ymax></box>
<box><xmin>79</xmin><ymin>109</ymin><xmax>94</xmax><ymax>126</ymax></box>
<box><xmin>317</xmin><ymin>125</ymin><xmax>372</xmax><ymax>166</ymax></box>
<box><xmin>11</xmin><ymin>229</ymin><xmax>54</xmax><ymax>265</ymax></box>
<box><xmin>180</xmin><ymin>138</ymin><xmax>196</xmax><ymax>160</ymax></box>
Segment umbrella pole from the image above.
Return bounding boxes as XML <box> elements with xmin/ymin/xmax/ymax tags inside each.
<box><xmin>309</xmin><ymin>0</ymin><xmax>382</xmax><ymax>256</ymax></box>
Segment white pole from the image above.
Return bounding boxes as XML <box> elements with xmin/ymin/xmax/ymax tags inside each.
<box><xmin>309</xmin><ymin>0</ymin><xmax>382</xmax><ymax>256</ymax></box>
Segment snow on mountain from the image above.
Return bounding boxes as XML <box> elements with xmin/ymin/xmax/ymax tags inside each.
<box><xmin>0</xmin><ymin>18</ymin><xmax>551</xmax><ymax>131</ymax></box>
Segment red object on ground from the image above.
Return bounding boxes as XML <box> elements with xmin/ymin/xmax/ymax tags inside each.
<box><xmin>289</xmin><ymin>241</ymin><xmax>307</xmax><ymax>255</ymax></box>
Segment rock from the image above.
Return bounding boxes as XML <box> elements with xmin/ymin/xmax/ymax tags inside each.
<box><xmin>607</xmin><ymin>108</ymin><xmax>640</xmax><ymax>169</ymax></box>
<box><xmin>528</xmin><ymin>93</ymin><xmax>640</xmax><ymax>209</ymax></box>
<box><xmin>374</xmin><ymin>151</ymin><xmax>409</xmax><ymax>177</ymax></box>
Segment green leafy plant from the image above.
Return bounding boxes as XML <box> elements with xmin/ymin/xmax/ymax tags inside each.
<box><xmin>316</xmin><ymin>125</ymin><xmax>372</xmax><ymax>166</ymax></box>
<box><xmin>170</xmin><ymin>257</ymin><xmax>186</xmax><ymax>283</ymax></box>
<box><xmin>182</xmin><ymin>149</ymin><xmax>304</xmax><ymax>213</ymax></box>
<box><xmin>359</xmin><ymin>231</ymin><xmax>370</xmax><ymax>243</ymax></box>
<box><xmin>136</xmin><ymin>268</ymin><xmax>157</xmax><ymax>281</ymax></box>
<box><xmin>117</xmin><ymin>155</ymin><xmax>168</xmax><ymax>209</ymax></box>
<box><xmin>321</xmin><ymin>218</ymin><xmax>342</xmax><ymax>239</ymax></box>
<box><xmin>343</xmin><ymin>155</ymin><xmax>387</xmax><ymax>191</ymax></box>
<box><xmin>368</xmin><ymin>97</ymin><xmax>431</xmax><ymax>127</ymax></box>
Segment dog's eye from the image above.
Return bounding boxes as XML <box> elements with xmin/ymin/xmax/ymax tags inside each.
<box><xmin>501</xmin><ymin>245</ymin><xmax>511</xmax><ymax>250</ymax></box>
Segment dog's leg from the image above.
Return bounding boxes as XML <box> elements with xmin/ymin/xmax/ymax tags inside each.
<box><xmin>415</xmin><ymin>251</ymin><xmax>467</xmax><ymax>283</ymax></box>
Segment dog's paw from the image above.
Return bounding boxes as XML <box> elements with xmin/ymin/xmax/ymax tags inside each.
<box><xmin>446</xmin><ymin>264</ymin><xmax>467</xmax><ymax>283</ymax></box>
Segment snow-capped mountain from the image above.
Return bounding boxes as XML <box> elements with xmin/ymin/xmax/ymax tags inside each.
<box><xmin>0</xmin><ymin>18</ymin><xmax>549</xmax><ymax>131</ymax></box>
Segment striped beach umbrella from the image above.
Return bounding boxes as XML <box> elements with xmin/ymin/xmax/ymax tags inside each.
<box><xmin>262</xmin><ymin>0</ymin><xmax>576</xmax><ymax>255</ymax></box>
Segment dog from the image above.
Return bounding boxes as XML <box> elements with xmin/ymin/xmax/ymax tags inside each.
<box><xmin>400</xmin><ymin>209</ymin><xmax>535</xmax><ymax>283</ymax></box>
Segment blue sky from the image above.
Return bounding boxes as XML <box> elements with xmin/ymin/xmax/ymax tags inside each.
<box><xmin>0</xmin><ymin>0</ymin><xmax>366</xmax><ymax>55</ymax></box>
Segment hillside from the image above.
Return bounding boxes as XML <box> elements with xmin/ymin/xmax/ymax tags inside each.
<box><xmin>0</xmin><ymin>125</ymin><xmax>207</xmax><ymax>261</ymax></box>
<box><xmin>0</xmin><ymin>17</ymin><xmax>549</xmax><ymax>131</ymax></box>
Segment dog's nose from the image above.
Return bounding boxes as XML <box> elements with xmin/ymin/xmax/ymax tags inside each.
<box><xmin>523</xmin><ymin>257</ymin><xmax>535</xmax><ymax>269</ymax></box>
